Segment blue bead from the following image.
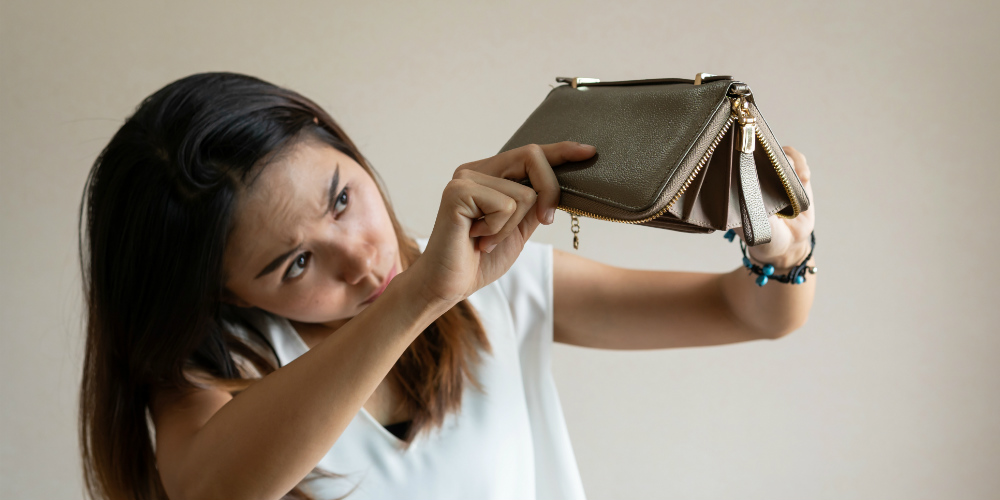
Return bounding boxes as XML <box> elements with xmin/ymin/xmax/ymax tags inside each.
<box><xmin>724</xmin><ymin>229</ymin><xmax>736</xmax><ymax>242</ymax></box>
<box><xmin>762</xmin><ymin>264</ymin><xmax>775</xmax><ymax>276</ymax></box>
<box><xmin>756</xmin><ymin>275</ymin><xmax>768</xmax><ymax>286</ymax></box>
<box><xmin>794</xmin><ymin>275</ymin><xmax>805</xmax><ymax>284</ymax></box>
<box><xmin>742</xmin><ymin>256</ymin><xmax>752</xmax><ymax>268</ymax></box>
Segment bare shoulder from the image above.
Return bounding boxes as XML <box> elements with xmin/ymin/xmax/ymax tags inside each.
<box><xmin>149</xmin><ymin>375</ymin><xmax>234</xmax><ymax>497</ymax></box>
<box><xmin>150</xmin><ymin>380</ymin><xmax>233</xmax><ymax>433</ymax></box>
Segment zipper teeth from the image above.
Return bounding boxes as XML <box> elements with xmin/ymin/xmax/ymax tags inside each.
<box><xmin>754</xmin><ymin>126</ymin><xmax>800</xmax><ymax>219</ymax></box>
<box><xmin>560</xmin><ymin>116</ymin><xmax>736</xmax><ymax>224</ymax></box>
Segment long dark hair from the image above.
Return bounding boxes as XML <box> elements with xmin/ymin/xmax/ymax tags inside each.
<box><xmin>78</xmin><ymin>72</ymin><xmax>490</xmax><ymax>500</ymax></box>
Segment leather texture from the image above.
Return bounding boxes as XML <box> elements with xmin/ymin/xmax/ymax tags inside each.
<box><xmin>738</xmin><ymin>151</ymin><xmax>771</xmax><ymax>245</ymax></box>
<box><xmin>499</xmin><ymin>77</ymin><xmax>810</xmax><ymax>246</ymax></box>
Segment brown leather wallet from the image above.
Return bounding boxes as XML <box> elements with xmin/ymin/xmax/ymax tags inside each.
<box><xmin>498</xmin><ymin>74</ymin><xmax>810</xmax><ymax>248</ymax></box>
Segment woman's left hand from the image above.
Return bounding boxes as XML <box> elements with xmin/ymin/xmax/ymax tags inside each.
<box><xmin>733</xmin><ymin>145</ymin><xmax>816</xmax><ymax>269</ymax></box>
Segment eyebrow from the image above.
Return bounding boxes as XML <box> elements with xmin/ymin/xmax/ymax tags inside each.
<box><xmin>254</xmin><ymin>244</ymin><xmax>302</xmax><ymax>280</ymax></box>
<box><xmin>253</xmin><ymin>165</ymin><xmax>340</xmax><ymax>280</ymax></box>
<box><xmin>323</xmin><ymin>164</ymin><xmax>341</xmax><ymax>217</ymax></box>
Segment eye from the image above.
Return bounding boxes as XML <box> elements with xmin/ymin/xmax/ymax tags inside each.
<box><xmin>334</xmin><ymin>185</ymin><xmax>350</xmax><ymax>215</ymax></box>
<box><xmin>284</xmin><ymin>252</ymin><xmax>311</xmax><ymax>280</ymax></box>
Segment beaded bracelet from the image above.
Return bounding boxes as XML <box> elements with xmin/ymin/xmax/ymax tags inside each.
<box><xmin>724</xmin><ymin>229</ymin><xmax>817</xmax><ymax>286</ymax></box>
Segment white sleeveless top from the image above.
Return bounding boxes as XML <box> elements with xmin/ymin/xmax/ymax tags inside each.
<box><xmin>228</xmin><ymin>239</ymin><xmax>586</xmax><ymax>500</ymax></box>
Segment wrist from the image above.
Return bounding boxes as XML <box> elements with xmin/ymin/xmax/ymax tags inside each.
<box><xmin>727</xmin><ymin>229</ymin><xmax>817</xmax><ymax>287</ymax></box>
<box><xmin>748</xmin><ymin>239</ymin><xmax>812</xmax><ymax>272</ymax></box>
<box><xmin>393</xmin><ymin>261</ymin><xmax>460</xmax><ymax>317</ymax></box>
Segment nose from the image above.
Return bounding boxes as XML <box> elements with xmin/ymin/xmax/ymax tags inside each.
<box><xmin>334</xmin><ymin>236</ymin><xmax>377</xmax><ymax>286</ymax></box>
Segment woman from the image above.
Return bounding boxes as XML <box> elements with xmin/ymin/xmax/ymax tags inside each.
<box><xmin>79</xmin><ymin>72</ymin><xmax>816</xmax><ymax>500</ymax></box>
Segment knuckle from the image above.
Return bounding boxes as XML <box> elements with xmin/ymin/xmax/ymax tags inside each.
<box><xmin>444</xmin><ymin>178</ymin><xmax>469</xmax><ymax>195</ymax></box>
<box><xmin>520</xmin><ymin>143</ymin><xmax>544</xmax><ymax>158</ymax></box>
<box><xmin>452</xmin><ymin>164</ymin><xmax>469</xmax><ymax>179</ymax></box>
<box><xmin>503</xmin><ymin>195</ymin><xmax>517</xmax><ymax>213</ymax></box>
<box><xmin>453</xmin><ymin>167</ymin><xmax>474</xmax><ymax>180</ymax></box>
<box><xmin>518</xmin><ymin>185</ymin><xmax>538</xmax><ymax>204</ymax></box>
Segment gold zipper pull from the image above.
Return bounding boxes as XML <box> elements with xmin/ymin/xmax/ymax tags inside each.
<box><xmin>733</xmin><ymin>97</ymin><xmax>756</xmax><ymax>153</ymax></box>
<box><xmin>731</xmin><ymin>97</ymin><xmax>771</xmax><ymax>245</ymax></box>
<box><xmin>570</xmin><ymin>213</ymin><xmax>581</xmax><ymax>249</ymax></box>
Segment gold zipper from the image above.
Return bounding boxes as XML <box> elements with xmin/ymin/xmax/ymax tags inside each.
<box><xmin>560</xmin><ymin>115</ymin><xmax>734</xmax><ymax>225</ymax></box>
<box><xmin>562</xmin><ymin>96</ymin><xmax>799</xmax><ymax>246</ymax></box>
<box><xmin>754</xmin><ymin>125</ymin><xmax>800</xmax><ymax>219</ymax></box>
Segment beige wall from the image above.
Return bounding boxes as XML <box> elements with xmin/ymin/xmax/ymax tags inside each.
<box><xmin>3</xmin><ymin>0</ymin><xmax>998</xmax><ymax>498</ymax></box>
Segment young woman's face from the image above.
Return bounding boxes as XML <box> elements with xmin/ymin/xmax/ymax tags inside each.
<box><xmin>223</xmin><ymin>135</ymin><xmax>402</xmax><ymax>328</ymax></box>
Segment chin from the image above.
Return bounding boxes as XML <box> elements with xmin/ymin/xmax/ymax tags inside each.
<box><xmin>280</xmin><ymin>305</ymin><xmax>354</xmax><ymax>327</ymax></box>
<box><xmin>319</xmin><ymin>315</ymin><xmax>355</xmax><ymax>330</ymax></box>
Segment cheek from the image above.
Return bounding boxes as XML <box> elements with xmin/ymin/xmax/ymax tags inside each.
<box><xmin>355</xmin><ymin>185</ymin><xmax>396</xmax><ymax>242</ymax></box>
<box><xmin>373</xmin><ymin>198</ymin><xmax>399</xmax><ymax>260</ymax></box>
<box><xmin>269</xmin><ymin>282</ymin><xmax>355</xmax><ymax>323</ymax></box>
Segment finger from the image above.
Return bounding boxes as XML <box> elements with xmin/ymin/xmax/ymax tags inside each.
<box><xmin>782</xmin><ymin>145</ymin><xmax>810</xmax><ymax>185</ymax></box>
<box><xmin>782</xmin><ymin>145</ymin><xmax>815</xmax><ymax>213</ymax></box>
<box><xmin>454</xmin><ymin>169</ymin><xmax>538</xmax><ymax>249</ymax></box>
<box><xmin>458</xmin><ymin>142</ymin><xmax>596</xmax><ymax>224</ymax></box>
<box><xmin>443</xmin><ymin>178</ymin><xmax>517</xmax><ymax>245</ymax></box>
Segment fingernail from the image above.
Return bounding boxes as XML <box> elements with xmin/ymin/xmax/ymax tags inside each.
<box><xmin>485</xmin><ymin>243</ymin><xmax>498</xmax><ymax>253</ymax></box>
<box><xmin>544</xmin><ymin>208</ymin><xmax>555</xmax><ymax>224</ymax></box>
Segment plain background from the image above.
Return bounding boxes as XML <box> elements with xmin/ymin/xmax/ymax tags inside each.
<box><xmin>2</xmin><ymin>0</ymin><xmax>998</xmax><ymax>498</ymax></box>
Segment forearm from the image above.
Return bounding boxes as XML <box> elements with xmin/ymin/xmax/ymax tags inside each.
<box><xmin>719</xmin><ymin>247</ymin><xmax>817</xmax><ymax>339</ymax></box>
<box><xmin>179</xmin><ymin>269</ymin><xmax>452</xmax><ymax>500</ymax></box>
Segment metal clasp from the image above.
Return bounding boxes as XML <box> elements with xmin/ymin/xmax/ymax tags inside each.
<box><xmin>694</xmin><ymin>73</ymin><xmax>716</xmax><ymax>85</ymax></box>
<box><xmin>555</xmin><ymin>77</ymin><xmax>601</xmax><ymax>89</ymax></box>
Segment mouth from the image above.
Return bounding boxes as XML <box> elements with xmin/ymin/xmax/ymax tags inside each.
<box><xmin>361</xmin><ymin>263</ymin><xmax>398</xmax><ymax>305</ymax></box>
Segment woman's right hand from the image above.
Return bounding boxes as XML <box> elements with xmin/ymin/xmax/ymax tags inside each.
<box><xmin>408</xmin><ymin>141</ymin><xmax>597</xmax><ymax>306</ymax></box>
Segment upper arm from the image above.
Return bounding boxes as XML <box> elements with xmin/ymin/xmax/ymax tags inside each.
<box><xmin>149</xmin><ymin>381</ymin><xmax>233</xmax><ymax>500</ymax></box>
<box><xmin>552</xmin><ymin>249</ymin><xmax>764</xmax><ymax>349</ymax></box>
